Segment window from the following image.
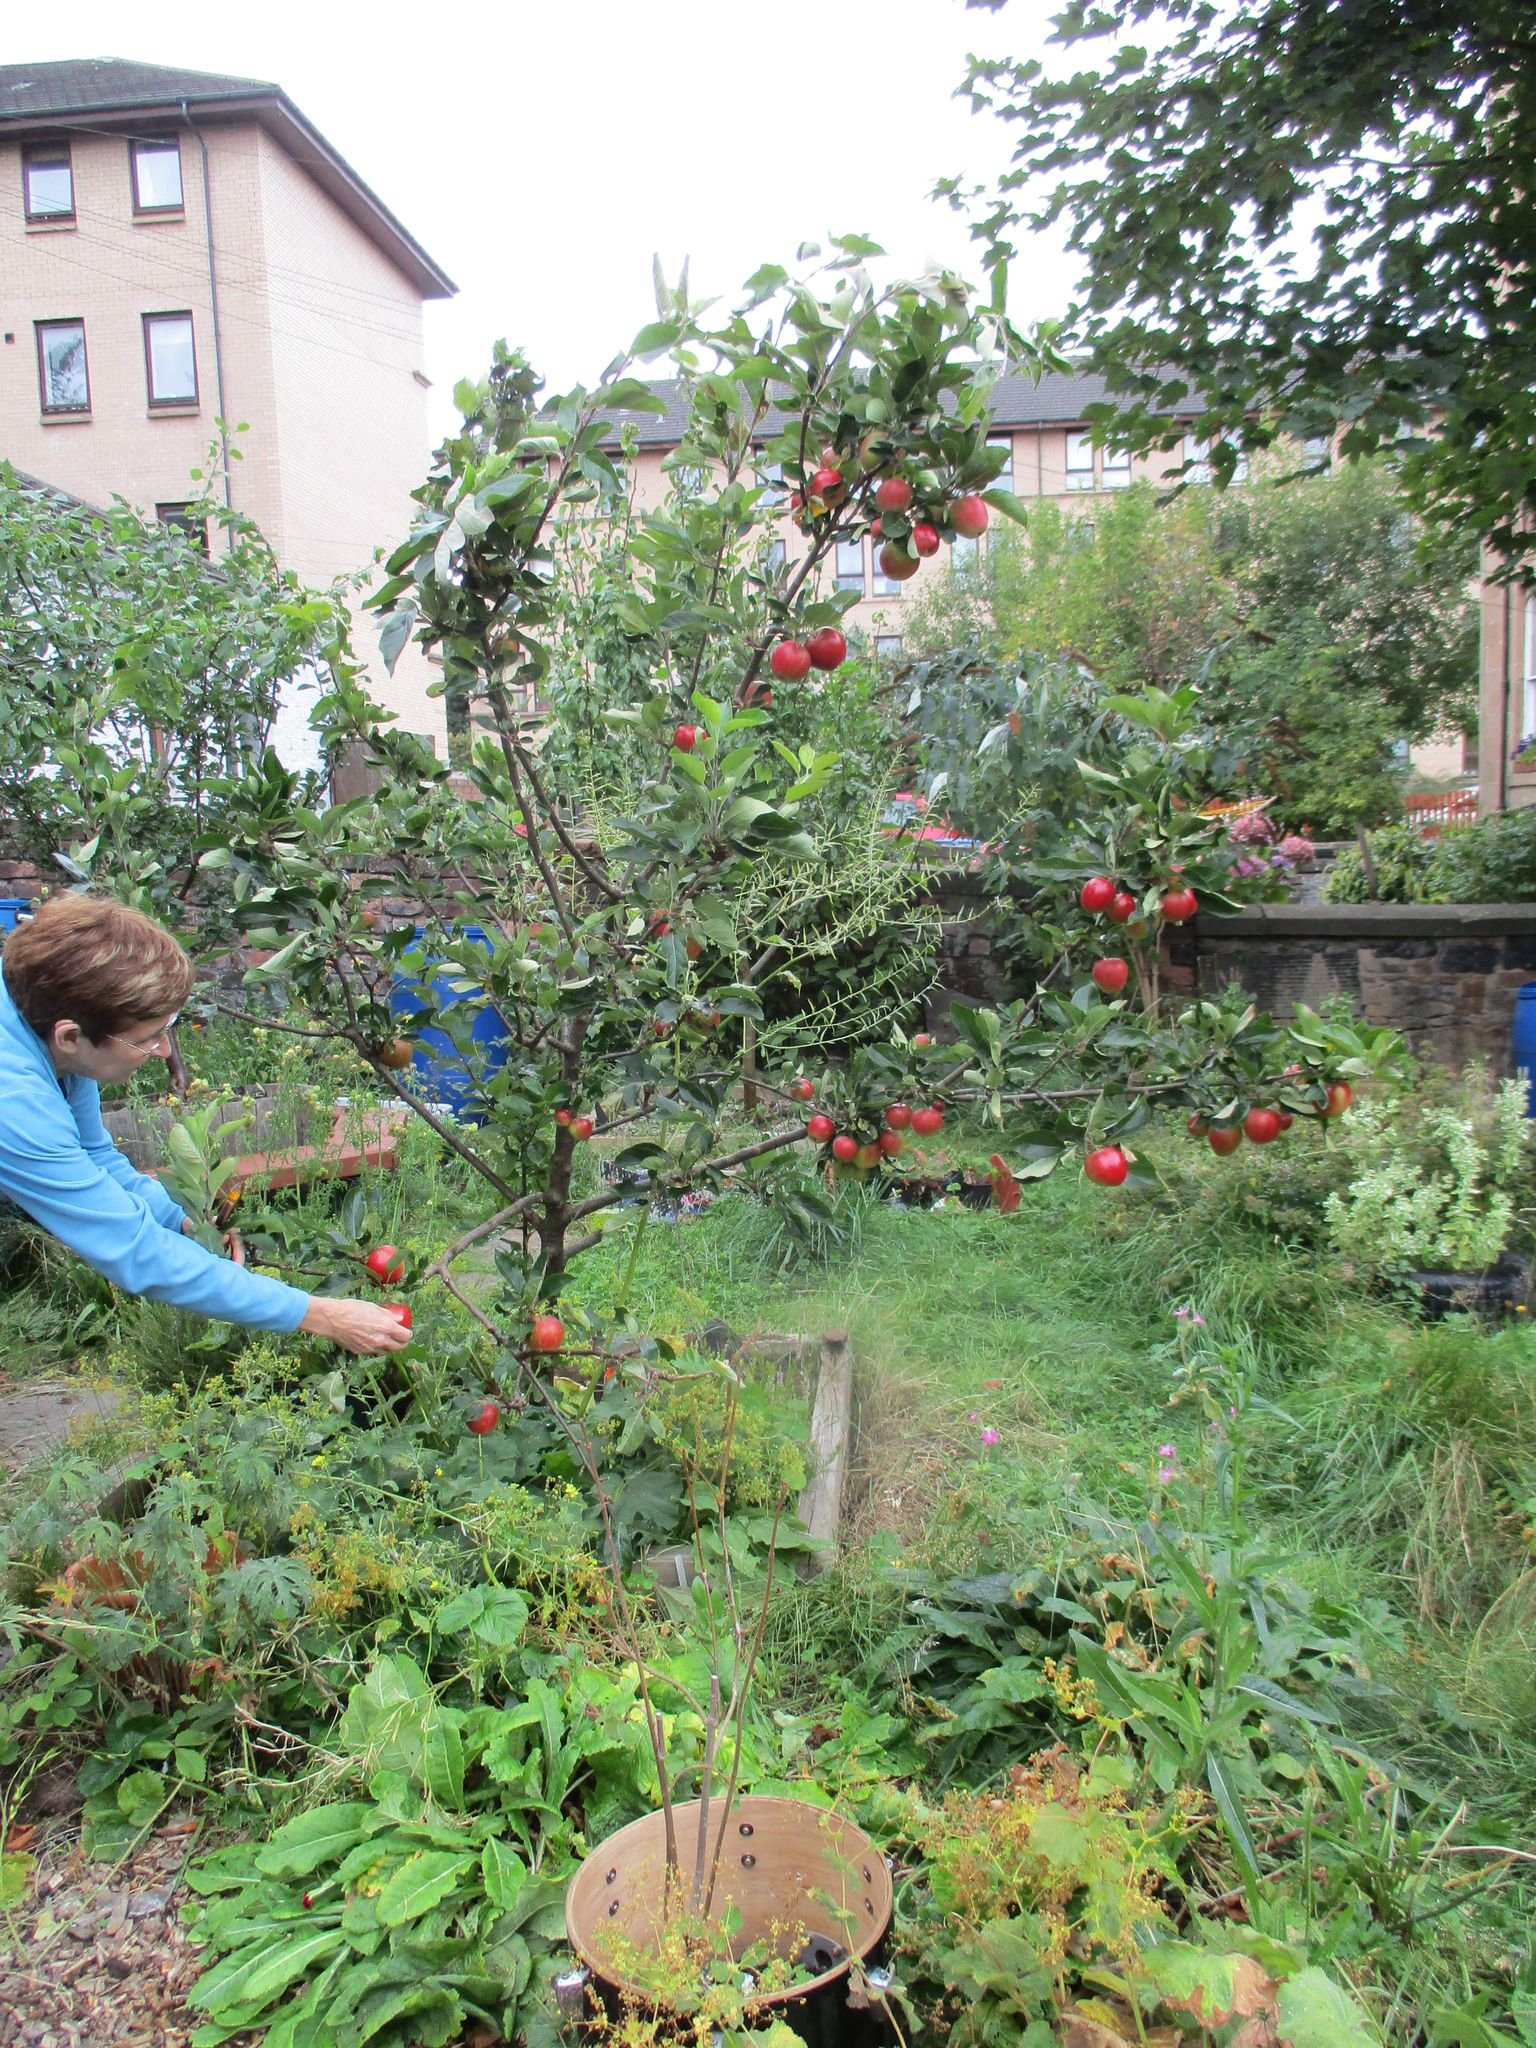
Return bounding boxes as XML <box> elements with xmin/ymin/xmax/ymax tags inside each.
<box><xmin>952</xmin><ymin>535</ymin><xmax>981</xmax><ymax>577</ymax></box>
<box><xmin>1183</xmin><ymin>433</ymin><xmax>1212</xmax><ymax>483</ymax></box>
<box><xmin>1302</xmin><ymin>432</ymin><xmax>1332</xmax><ymax>463</ymax></box>
<box><xmin>1524</xmin><ymin>595</ymin><xmax>1536</xmax><ymax>738</ymax></box>
<box><xmin>23</xmin><ymin>144</ymin><xmax>73</xmax><ymax>221</ymax></box>
<box><xmin>875</xmin><ymin>634</ymin><xmax>903</xmax><ymax>660</ymax></box>
<box><xmin>131</xmin><ymin>139</ymin><xmax>184</xmax><ymax>212</ymax></box>
<box><xmin>143</xmin><ymin>313</ymin><xmax>198</xmax><ymax>407</ymax></box>
<box><xmin>1065</xmin><ymin>430</ymin><xmax>1095</xmax><ymax>490</ymax></box>
<box><xmin>987</xmin><ymin>434</ymin><xmax>1014</xmax><ymax>493</ymax></box>
<box><xmin>756</xmin><ymin>458</ymin><xmax>785</xmax><ymax>507</ymax></box>
<box><xmin>35</xmin><ymin>319</ymin><xmax>89</xmax><ymax>414</ymax></box>
<box><xmin>156</xmin><ymin>502</ymin><xmax>209</xmax><ymax>554</ymax></box>
<box><xmin>1101</xmin><ymin>445</ymin><xmax>1131</xmax><ymax>488</ymax></box>
<box><xmin>834</xmin><ymin>538</ymin><xmax>865</xmax><ymax>595</ymax></box>
<box><xmin>764</xmin><ymin>537</ymin><xmax>786</xmax><ymax>574</ymax></box>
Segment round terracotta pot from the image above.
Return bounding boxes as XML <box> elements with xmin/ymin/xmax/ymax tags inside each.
<box><xmin>564</xmin><ymin>1794</ymin><xmax>893</xmax><ymax>2037</ymax></box>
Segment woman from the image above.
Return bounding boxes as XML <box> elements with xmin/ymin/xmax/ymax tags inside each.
<box><xmin>0</xmin><ymin>895</ymin><xmax>408</xmax><ymax>1356</ymax></box>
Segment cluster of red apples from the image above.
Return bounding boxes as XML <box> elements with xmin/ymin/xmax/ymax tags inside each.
<box><xmin>360</xmin><ymin>1240</ymin><xmax>565</xmax><ymax>1438</ymax></box>
<box><xmin>788</xmin><ymin>1073</ymin><xmax>945</xmax><ymax>1170</ymax></box>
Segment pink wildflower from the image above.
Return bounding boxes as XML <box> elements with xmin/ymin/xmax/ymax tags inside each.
<box><xmin>980</xmin><ymin>1427</ymin><xmax>1000</xmax><ymax>1446</ymax></box>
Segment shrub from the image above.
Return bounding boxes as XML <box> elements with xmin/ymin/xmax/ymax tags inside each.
<box><xmin>1323</xmin><ymin>1067</ymin><xmax>1530</xmax><ymax>1276</ymax></box>
<box><xmin>1427</xmin><ymin>805</ymin><xmax>1536</xmax><ymax>903</ymax></box>
<box><xmin>1322</xmin><ymin>823</ymin><xmax>1438</xmax><ymax>902</ymax></box>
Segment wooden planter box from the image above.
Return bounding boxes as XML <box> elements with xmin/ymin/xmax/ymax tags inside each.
<box><xmin>102</xmin><ymin>1088</ymin><xmax>407</xmax><ymax>1191</ymax></box>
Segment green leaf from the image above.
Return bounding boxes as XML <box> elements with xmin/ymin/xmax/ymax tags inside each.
<box><xmin>254</xmin><ymin>1803</ymin><xmax>377</xmax><ymax>1879</ymax></box>
<box><xmin>373</xmin><ymin>1850</ymin><xmax>475</xmax><ymax>1929</ymax></box>
<box><xmin>1277</xmin><ymin>1967</ymin><xmax>1383</xmax><ymax>2045</ymax></box>
<box><xmin>481</xmin><ymin>1836</ymin><xmax>528</xmax><ymax>1912</ymax></box>
<box><xmin>192</xmin><ymin>1928</ymin><xmax>346</xmax><ymax>2018</ymax></box>
<box><xmin>1205</xmin><ymin>1752</ymin><xmax>1263</xmax><ymax>1893</ymax></box>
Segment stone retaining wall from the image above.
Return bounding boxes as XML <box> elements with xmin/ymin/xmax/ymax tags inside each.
<box><xmin>1162</xmin><ymin>904</ymin><xmax>1536</xmax><ymax>1076</ymax></box>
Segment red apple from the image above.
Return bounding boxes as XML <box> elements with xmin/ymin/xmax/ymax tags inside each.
<box><xmin>1091</xmin><ymin>958</ymin><xmax>1129</xmax><ymax>996</ymax></box>
<box><xmin>875</xmin><ymin>476</ymin><xmax>914</xmax><ymax>513</ymax></box>
<box><xmin>911</xmin><ymin>522</ymin><xmax>941</xmax><ymax>558</ymax></box>
<box><xmin>788</xmin><ymin>1077</ymin><xmax>816</xmax><ymax>1102</ymax></box>
<box><xmin>950</xmin><ymin>494</ymin><xmax>989</xmax><ymax>538</ymax></box>
<box><xmin>1276</xmin><ymin>1110</ymin><xmax>1294</xmax><ymax>1131</ymax></box>
<box><xmin>806</xmin><ymin>1114</ymin><xmax>836</xmax><ymax>1143</ymax></box>
<box><xmin>805</xmin><ymin>627</ymin><xmax>847</xmax><ymax>672</ymax></box>
<box><xmin>1207</xmin><ymin>1126</ymin><xmax>1243</xmax><ymax>1156</ymax></box>
<box><xmin>1323</xmin><ymin>1081</ymin><xmax>1353</xmax><ymax>1118</ymax></box>
<box><xmin>1084</xmin><ymin>1145</ymin><xmax>1129</xmax><ymax>1187</ymax></box>
<box><xmin>1079</xmin><ymin>877</ymin><xmax>1116</xmax><ymax>913</ymax></box>
<box><xmin>1187</xmin><ymin>1113</ymin><xmax>1210</xmax><ymax>1138</ymax></box>
<box><xmin>854</xmin><ymin>1142</ymin><xmax>881</xmax><ymax>1170</ymax></box>
<box><xmin>571</xmin><ymin>1115</ymin><xmax>595</xmax><ymax>1141</ymax></box>
<box><xmin>913</xmin><ymin>1032</ymin><xmax>934</xmax><ymax>1049</ymax></box>
<box><xmin>468</xmin><ymin>1400</ymin><xmax>500</xmax><ymax>1435</ymax></box>
<box><xmin>529</xmin><ymin>1314</ymin><xmax>565</xmax><ymax>1353</ymax></box>
<box><xmin>554</xmin><ymin>1107</ymin><xmax>573</xmax><ymax>1127</ymax></box>
<box><xmin>884</xmin><ymin>1102</ymin><xmax>912</xmax><ymax>1130</ymax></box>
<box><xmin>1108</xmin><ymin>891</ymin><xmax>1137</xmax><ymax>924</ymax></box>
<box><xmin>811</xmin><ymin>466</ymin><xmax>844</xmax><ymax>501</ymax></box>
<box><xmin>911</xmin><ymin>1106</ymin><xmax>944</xmax><ymax>1138</ymax></box>
<box><xmin>364</xmin><ymin>1244</ymin><xmax>405</xmax><ymax>1286</ymax></box>
<box><xmin>832</xmin><ymin>1134</ymin><xmax>860</xmax><ymax>1164</ymax></box>
<box><xmin>673</xmin><ymin>723</ymin><xmax>699</xmax><ymax>752</ymax></box>
<box><xmin>1243</xmin><ymin>1107</ymin><xmax>1283</xmax><ymax>1145</ymax></box>
<box><xmin>878</xmin><ymin>1129</ymin><xmax>903</xmax><ymax>1157</ymax></box>
<box><xmin>878</xmin><ymin>542</ymin><xmax>921</xmax><ymax>582</ymax></box>
<box><xmin>770</xmin><ymin>639</ymin><xmax>812</xmax><ymax>681</ymax></box>
<box><xmin>385</xmin><ymin>1302</ymin><xmax>412</xmax><ymax>1330</ymax></box>
<box><xmin>1160</xmin><ymin>887</ymin><xmax>1199</xmax><ymax>924</ymax></box>
<box><xmin>684</xmin><ymin>937</ymin><xmax>703</xmax><ymax>961</ymax></box>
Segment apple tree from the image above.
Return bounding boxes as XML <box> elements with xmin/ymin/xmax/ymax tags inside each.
<box><xmin>206</xmin><ymin>250</ymin><xmax>1402</xmax><ymax>1391</ymax></box>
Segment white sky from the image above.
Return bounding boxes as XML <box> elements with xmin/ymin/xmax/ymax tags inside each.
<box><xmin>14</xmin><ymin>0</ymin><xmax>1076</xmax><ymax>440</ymax></box>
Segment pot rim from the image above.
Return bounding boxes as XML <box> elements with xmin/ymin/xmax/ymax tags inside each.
<box><xmin>564</xmin><ymin>1793</ymin><xmax>892</xmax><ymax>2011</ymax></box>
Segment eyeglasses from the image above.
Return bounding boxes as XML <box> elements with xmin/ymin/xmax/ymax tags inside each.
<box><xmin>106</xmin><ymin>1013</ymin><xmax>180</xmax><ymax>1056</ymax></box>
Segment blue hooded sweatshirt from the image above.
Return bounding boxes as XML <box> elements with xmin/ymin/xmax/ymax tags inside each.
<box><xmin>0</xmin><ymin>963</ymin><xmax>308</xmax><ymax>1333</ymax></box>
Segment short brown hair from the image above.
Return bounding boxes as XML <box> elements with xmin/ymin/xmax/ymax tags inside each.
<box><xmin>2</xmin><ymin>896</ymin><xmax>194</xmax><ymax>1046</ymax></box>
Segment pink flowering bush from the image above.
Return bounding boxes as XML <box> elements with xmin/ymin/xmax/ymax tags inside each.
<box><xmin>1228</xmin><ymin>809</ymin><xmax>1276</xmax><ymax>847</ymax></box>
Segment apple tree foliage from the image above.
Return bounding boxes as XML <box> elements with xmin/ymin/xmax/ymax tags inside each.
<box><xmin>953</xmin><ymin>0</ymin><xmax>1536</xmax><ymax>575</ymax></box>
<box><xmin>204</xmin><ymin>252</ymin><xmax>1403</xmax><ymax>1385</ymax></box>
<box><xmin>0</xmin><ymin>462</ymin><xmax>338</xmax><ymax>914</ymax></box>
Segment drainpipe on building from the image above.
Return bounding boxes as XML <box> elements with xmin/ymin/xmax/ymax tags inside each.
<box><xmin>1499</xmin><ymin>576</ymin><xmax>1512</xmax><ymax>812</ymax></box>
<box><xmin>182</xmin><ymin>102</ymin><xmax>232</xmax><ymax>513</ymax></box>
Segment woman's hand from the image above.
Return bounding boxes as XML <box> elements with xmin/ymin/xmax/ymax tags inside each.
<box><xmin>299</xmin><ymin>1296</ymin><xmax>413</xmax><ymax>1356</ymax></box>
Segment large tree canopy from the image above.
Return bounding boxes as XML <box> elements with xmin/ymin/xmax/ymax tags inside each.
<box><xmin>957</xmin><ymin>0</ymin><xmax>1536</xmax><ymax>572</ymax></box>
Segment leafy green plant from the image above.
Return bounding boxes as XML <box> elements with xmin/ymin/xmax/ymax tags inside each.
<box><xmin>1324</xmin><ymin>825</ymin><xmax>1442</xmax><ymax>904</ymax></box>
<box><xmin>182</xmin><ymin>1650</ymin><xmax>652</xmax><ymax>2048</ymax></box>
<box><xmin>1324</xmin><ymin>1069</ymin><xmax>1531</xmax><ymax>1277</ymax></box>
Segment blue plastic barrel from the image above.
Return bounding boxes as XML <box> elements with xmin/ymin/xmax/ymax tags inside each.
<box><xmin>0</xmin><ymin>898</ymin><xmax>34</xmax><ymax>934</ymax></box>
<box><xmin>389</xmin><ymin>924</ymin><xmax>510</xmax><ymax>1124</ymax></box>
<box><xmin>1512</xmin><ymin>984</ymin><xmax>1536</xmax><ymax>1116</ymax></box>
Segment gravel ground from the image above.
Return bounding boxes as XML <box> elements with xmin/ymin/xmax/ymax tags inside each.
<box><xmin>0</xmin><ymin>1794</ymin><xmax>209</xmax><ymax>2048</ymax></box>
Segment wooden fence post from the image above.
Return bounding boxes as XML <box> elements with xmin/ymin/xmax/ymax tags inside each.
<box><xmin>796</xmin><ymin>1330</ymin><xmax>854</xmax><ymax>1560</ymax></box>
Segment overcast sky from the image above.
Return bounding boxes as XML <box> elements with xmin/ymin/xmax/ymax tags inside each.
<box><xmin>16</xmin><ymin>0</ymin><xmax>1076</xmax><ymax>439</ymax></box>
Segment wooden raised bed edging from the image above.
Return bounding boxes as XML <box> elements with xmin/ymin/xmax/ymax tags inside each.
<box><xmin>796</xmin><ymin>1330</ymin><xmax>855</xmax><ymax>1557</ymax></box>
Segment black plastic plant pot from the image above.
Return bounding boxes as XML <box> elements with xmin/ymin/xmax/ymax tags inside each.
<box><xmin>1406</xmin><ymin>1252</ymin><xmax>1531</xmax><ymax>1323</ymax></box>
<box><xmin>563</xmin><ymin>1795</ymin><xmax>896</xmax><ymax>2047</ymax></box>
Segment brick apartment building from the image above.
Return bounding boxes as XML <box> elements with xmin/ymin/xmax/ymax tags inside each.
<box><xmin>0</xmin><ymin>57</ymin><xmax>455</xmax><ymax>761</ymax></box>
